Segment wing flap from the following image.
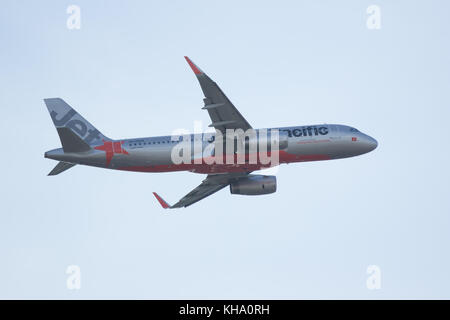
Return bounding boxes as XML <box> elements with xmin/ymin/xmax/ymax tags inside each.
<box><xmin>171</xmin><ymin>183</ymin><xmax>227</xmax><ymax>208</ymax></box>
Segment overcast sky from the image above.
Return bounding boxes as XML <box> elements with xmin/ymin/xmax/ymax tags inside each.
<box><xmin>1</xmin><ymin>0</ymin><xmax>449</xmax><ymax>299</ymax></box>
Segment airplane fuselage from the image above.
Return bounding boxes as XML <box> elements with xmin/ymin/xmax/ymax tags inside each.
<box><xmin>45</xmin><ymin>124</ymin><xmax>378</xmax><ymax>174</ymax></box>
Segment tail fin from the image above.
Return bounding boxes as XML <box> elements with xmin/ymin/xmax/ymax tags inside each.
<box><xmin>56</xmin><ymin>127</ymin><xmax>91</xmax><ymax>152</ymax></box>
<box><xmin>44</xmin><ymin>98</ymin><xmax>110</xmax><ymax>148</ymax></box>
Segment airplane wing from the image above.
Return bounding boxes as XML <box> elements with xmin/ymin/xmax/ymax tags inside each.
<box><xmin>184</xmin><ymin>56</ymin><xmax>252</xmax><ymax>132</ymax></box>
<box><xmin>153</xmin><ymin>173</ymin><xmax>248</xmax><ymax>209</ymax></box>
<box><xmin>152</xmin><ymin>58</ymin><xmax>254</xmax><ymax>209</ymax></box>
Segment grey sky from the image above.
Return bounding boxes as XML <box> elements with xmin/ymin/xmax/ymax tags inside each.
<box><xmin>1</xmin><ymin>0</ymin><xmax>449</xmax><ymax>298</ymax></box>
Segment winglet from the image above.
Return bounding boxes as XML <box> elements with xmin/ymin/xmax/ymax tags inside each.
<box><xmin>184</xmin><ymin>56</ymin><xmax>204</xmax><ymax>75</ymax></box>
<box><xmin>152</xmin><ymin>192</ymin><xmax>171</xmax><ymax>209</ymax></box>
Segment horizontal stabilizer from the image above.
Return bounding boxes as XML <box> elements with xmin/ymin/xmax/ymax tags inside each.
<box><xmin>57</xmin><ymin>127</ymin><xmax>91</xmax><ymax>153</ymax></box>
<box><xmin>48</xmin><ymin>161</ymin><xmax>76</xmax><ymax>176</ymax></box>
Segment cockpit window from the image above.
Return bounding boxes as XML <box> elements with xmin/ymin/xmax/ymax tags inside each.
<box><xmin>349</xmin><ymin>127</ymin><xmax>359</xmax><ymax>132</ymax></box>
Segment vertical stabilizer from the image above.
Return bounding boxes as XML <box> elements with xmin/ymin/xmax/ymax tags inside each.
<box><xmin>44</xmin><ymin>98</ymin><xmax>110</xmax><ymax>146</ymax></box>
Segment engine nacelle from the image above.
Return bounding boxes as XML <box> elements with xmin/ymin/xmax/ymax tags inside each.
<box><xmin>230</xmin><ymin>175</ymin><xmax>277</xmax><ymax>195</ymax></box>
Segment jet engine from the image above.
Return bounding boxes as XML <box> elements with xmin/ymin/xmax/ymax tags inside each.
<box><xmin>230</xmin><ymin>175</ymin><xmax>276</xmax><ymax>195</ymax></box>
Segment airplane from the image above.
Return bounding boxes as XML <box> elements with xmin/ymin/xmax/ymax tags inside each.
<box><xmin>44</xmin><ymin>56</ymin><xmax>378</xmax><ymax>209</ymax></box>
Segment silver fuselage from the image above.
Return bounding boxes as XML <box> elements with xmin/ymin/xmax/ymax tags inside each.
<box><xmin>45</xmin><ymin>124</ymin><xmax>377</xmax><ymax>174</ymax></box>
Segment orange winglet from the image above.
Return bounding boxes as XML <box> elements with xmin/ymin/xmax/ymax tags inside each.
<box><xmin>152</xmin><ymin>192</ymin><xmax>171</xmax><ymax>209</ymax></box>
<box><xmin>184</xmin><ymin>56</ymin><xmax>203</xmax><ymax>75</ymax></box>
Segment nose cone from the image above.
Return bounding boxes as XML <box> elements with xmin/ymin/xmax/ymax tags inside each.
<box><xmin>361</xmin><ymin>135</ymin><xmax>378</xmax><ymax>153</ymax></box>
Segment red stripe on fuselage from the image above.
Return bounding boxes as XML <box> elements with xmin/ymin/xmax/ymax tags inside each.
<box><xmin>116</xmin><ymin>151</ymin><xmax>331</xmax><ymax>174</ymax></box>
